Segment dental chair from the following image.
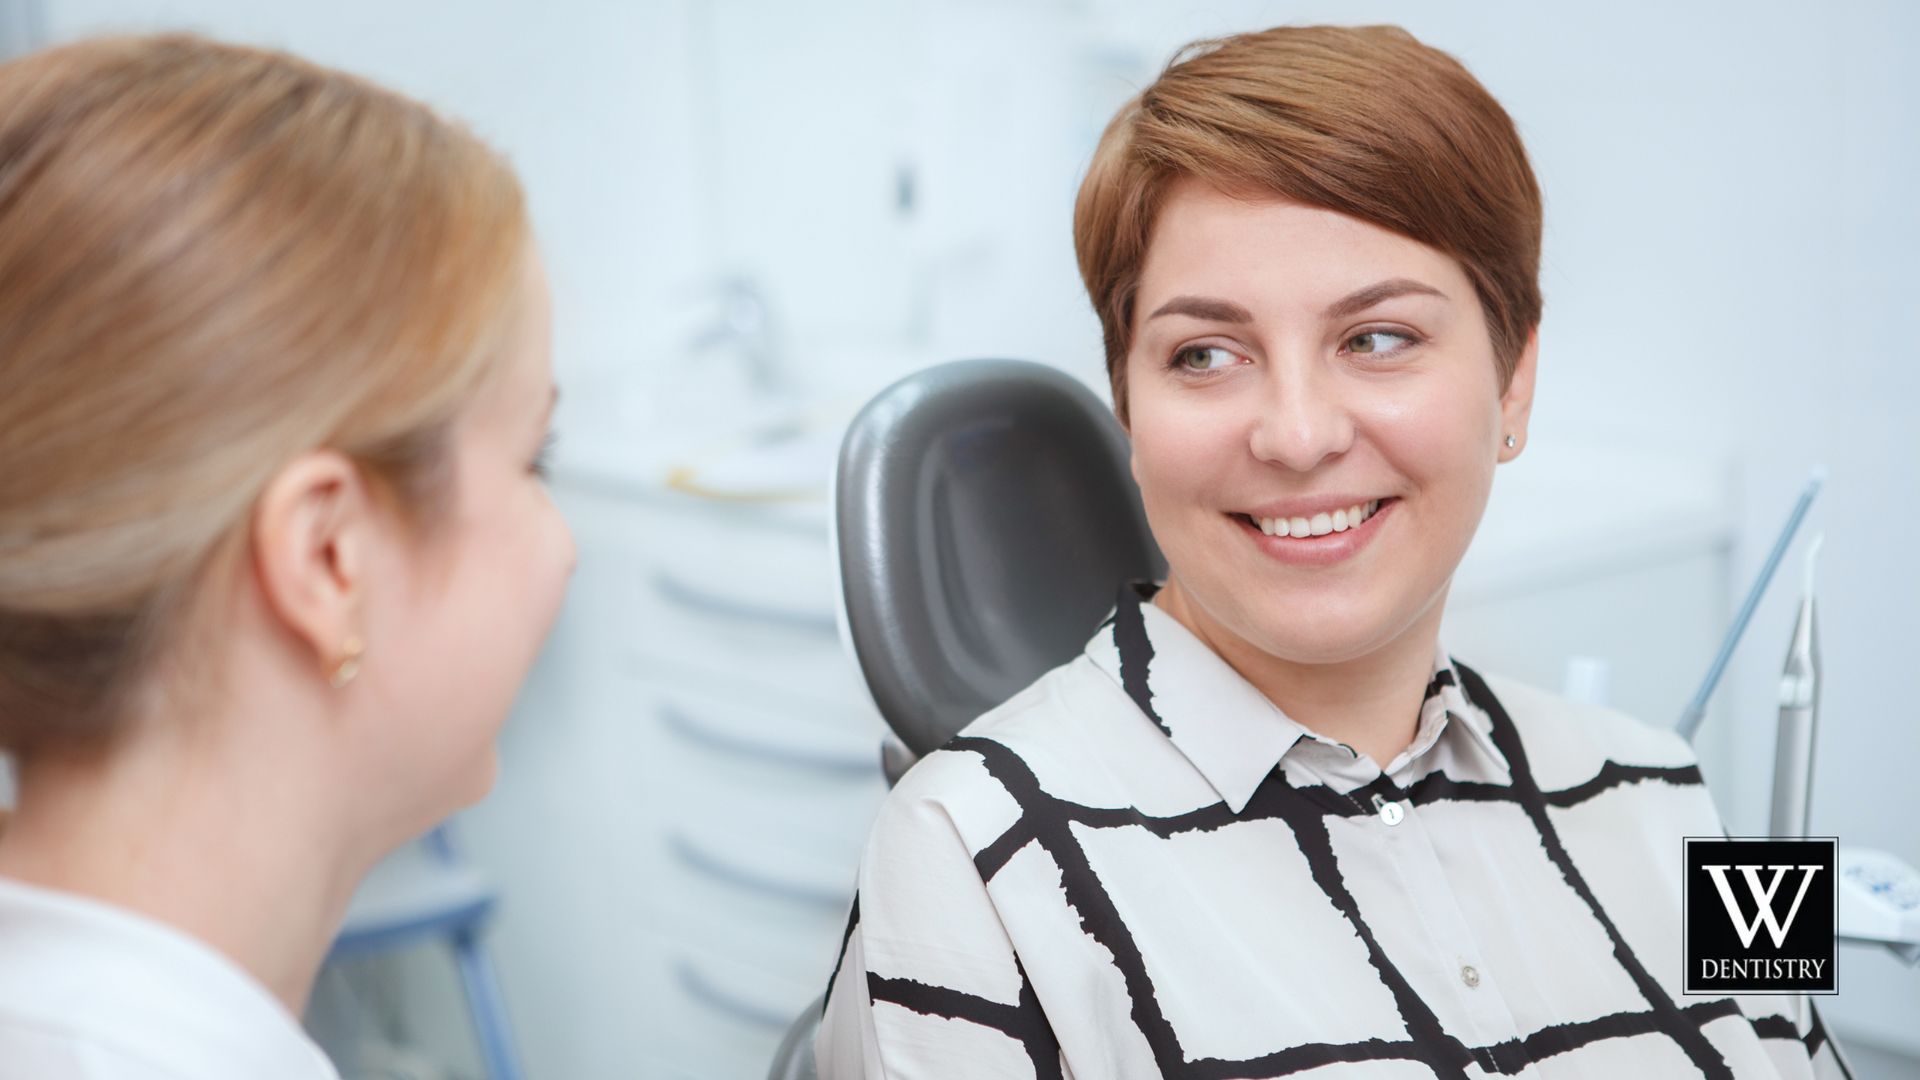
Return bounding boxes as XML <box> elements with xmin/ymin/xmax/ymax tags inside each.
<box><xmin>767</xmin><ymin>359</ymin><xmax>1162</xmax><ymax>1080</ymax></box>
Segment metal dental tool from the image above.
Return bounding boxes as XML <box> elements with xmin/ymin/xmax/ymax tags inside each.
<box><xmin>1676</xmin><ymin>468</ymin><xmax>1825</xmax><ymax>742</ymax></box>
<box><xmin>1760</xmin><ymin>532</ymin><xmax>1920</xmax><ymax>968</ymax></box>
<box><xmin>1765</xmin><ymin>533</ymin><xmax>1920</xmax><ymax>970</ymax></box>
<box><xmin>1769</xmin><ymin>534</ymin><xmax>1822</xmax><ymax>840</ymax></box>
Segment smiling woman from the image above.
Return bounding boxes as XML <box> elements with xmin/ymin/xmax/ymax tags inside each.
<box><xmin>818</xmin><ymin>25</ymin><xmax>1848</xmax><ymax>1080</ymax></box>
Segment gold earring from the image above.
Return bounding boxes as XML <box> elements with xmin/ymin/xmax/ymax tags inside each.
<box><xmin>330</xmin><ymin>635</ymin><xmax>365</xmax><ymax>689</ymax></box>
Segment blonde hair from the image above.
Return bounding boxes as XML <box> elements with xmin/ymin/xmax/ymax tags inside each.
<box><xmin>0</xmin><ymin>35</ymin><xmax>531</xmax><ymax>755</ymax></box>
<box><xmin>1075</xmin><ymin>26</ymin><xmax>1541</xmax><ymax>419</ymax></box>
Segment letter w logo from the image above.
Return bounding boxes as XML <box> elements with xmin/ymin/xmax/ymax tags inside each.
<box><xmin>1701</xmin><ymin>864</ymin><xmax>1825</xmax><ymax>948</ymax></box>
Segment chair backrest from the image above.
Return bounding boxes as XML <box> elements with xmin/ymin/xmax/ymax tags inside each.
<box><xmin>834</xmin><ymin>359</ymin><xmax>1163</xmax><ymax>757</ymax></box>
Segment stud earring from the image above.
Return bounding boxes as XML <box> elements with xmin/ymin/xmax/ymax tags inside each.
<box><xmin>330</xmin><ymin>634</ymin><xmax>365</xmax><ymax>689</ymax></box>
<box><xmin>1504</xmin><ymin>434</ymin><xmax>1516</xmax><ymax>448</ymax></box>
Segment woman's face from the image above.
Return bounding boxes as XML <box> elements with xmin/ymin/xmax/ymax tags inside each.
<box><xmin>1125</xmin><ymin>180</ymin><xmax>1534</xmax><ymax>666</ymax></box>
<box><xmin>358</xmin><ymin>261</ymin><xmax>575</xmax><ymax>824</ymax></box>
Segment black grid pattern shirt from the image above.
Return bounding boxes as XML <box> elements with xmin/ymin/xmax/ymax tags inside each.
<box><xmin>817</xmin><ymin>589</ymin><xmax>1848</xmax><ymax>1080</ymax></box>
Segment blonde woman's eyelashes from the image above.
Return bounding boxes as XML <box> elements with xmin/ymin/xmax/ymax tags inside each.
<box><xmin>531</xmin><ymin>430</ymin><xmax>557</xmax><ymax>479</ymax></box>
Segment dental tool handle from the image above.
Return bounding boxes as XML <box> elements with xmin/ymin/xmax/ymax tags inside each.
<box><xmin>1769</xmin><ymin>602</ymin><xmax>1819</xmax><ymax>838</ymax></box>
<box><xmin>1676</xmin><ymin>468</ymin><xmax>1825</xmax><ymax>742</ymax></box>
<box><xmin>1769</xmin><ymin>537</ymin><xmax>1823</xmax><ymax>839</ymax></box>
<box><xmin>1770</xmin><ymin>710</ymin><xmax>1816</xmax><ymax>839</ymax></box>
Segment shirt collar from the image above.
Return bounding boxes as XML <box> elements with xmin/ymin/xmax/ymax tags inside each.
<box><xmin>0</xmin><ymin>876</ymin><xmax>340</xmax><ymax>1079</ymax></box>
<box><xmin>1084</xmin><ymin>585</ymin><xmax>1506</xmax><ymax>811</ymax></box>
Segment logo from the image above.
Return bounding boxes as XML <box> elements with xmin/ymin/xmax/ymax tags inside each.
<box><xmin>1685</xmin><ymin>838</ymin><xmax>1836</xmax><ymax>994</ymax></box>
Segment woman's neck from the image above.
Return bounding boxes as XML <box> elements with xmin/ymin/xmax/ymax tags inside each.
<box><xmin>1155</xmin><ymin>576</ymin><xmax>1446</xmax><ymax>768</ymax></box>
<box><xmin>0</xmin><ymin>710</ymin><xmax>374</xmax><ymax>1016</ymax></box>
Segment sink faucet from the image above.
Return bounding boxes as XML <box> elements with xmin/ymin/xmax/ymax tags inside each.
<box><xmin>692</xmin><ymin>277</ymin><xmax>784</xmax><ymax>395</ymax></box>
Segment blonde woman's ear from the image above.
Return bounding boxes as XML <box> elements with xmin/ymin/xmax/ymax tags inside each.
<box><xmin>249</xmin><ymin>449</ymin><xmax>376</xmax><ymax>684</ymax></box>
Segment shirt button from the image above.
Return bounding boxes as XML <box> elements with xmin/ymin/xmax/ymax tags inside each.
<box><xmin>1461</xmin><ymin>965</ymin><xmax>1481</xmax><ymax>988</ymax></box>
<box><xmin>1370</xmin><ymin>794</ymin><xmax>1405</xmax><ymax>826</ymax></box>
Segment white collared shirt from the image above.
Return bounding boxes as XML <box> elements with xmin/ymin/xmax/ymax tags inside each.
<box><xmin>0</xmin><ymin>876</ymin><xmax>340</xmax><ymax>1080</ymax></box>
<box><xmin>818</xmin><ymin>588</ymin><xmax>1849</xmax><ymax>1080</ymax></box>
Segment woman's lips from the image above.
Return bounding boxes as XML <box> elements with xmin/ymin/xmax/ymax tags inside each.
<box><xmin>1235</xmin><ymin>497</ymin><xmax>1396</xmax><ymax>566</ymax></box>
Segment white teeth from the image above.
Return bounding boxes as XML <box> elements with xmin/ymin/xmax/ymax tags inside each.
<box><xmin>1254</xmin><ymin>500</ymin><xmax>1382</xmax><ymax>539</ymax></box>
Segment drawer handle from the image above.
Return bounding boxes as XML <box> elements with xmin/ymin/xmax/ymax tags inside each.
<box><xmin>669</xmin><ymin>832</ymin><xmax>849</xmax><ymax>909</ymax></box>
<box><xmin>660</xmin><ymin>703</ymin><xmax>879</xmax><ymax>775</ymax></box>
<box><xmin>653</xmin><ymin>572</ymin><xmax>838</xmax><ymax>636</ymax></box>
<box><xmin>675</xmin><ymin>958</ymin><xmax>795</xmax><ymax>1030</ymax></box>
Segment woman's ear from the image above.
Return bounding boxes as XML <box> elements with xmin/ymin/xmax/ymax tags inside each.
<box><xmin>249</xmin><ymin>449</ymin><xmax>379</xmax><ymax>683</ymax></box>
<box><xmin>1498</xmin><ymin>328</ymin><xmax>1539</xmax><ymax>463</ymax></box>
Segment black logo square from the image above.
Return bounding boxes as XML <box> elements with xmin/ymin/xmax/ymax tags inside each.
<box><xmin>1684</xmin><ymin>837</ymin><xmax>1836</xmax><ymax>995</ymax></box>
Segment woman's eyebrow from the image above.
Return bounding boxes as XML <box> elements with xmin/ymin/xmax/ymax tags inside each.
<box><xmin>1147</xmin><ymin>295</ymin><xmax>1253</xmax><ymax>323</ymax></box>
<box><xmin>1324</xmin><ymin>277</ymin><xmax>1446</xmax><ymax>321</ymax></box>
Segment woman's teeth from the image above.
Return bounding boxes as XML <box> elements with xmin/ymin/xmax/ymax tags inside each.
<box><xmin>1255</xmin><ymin>500</ymin><xmax>1380</xmax><ymax>538</ymax></box>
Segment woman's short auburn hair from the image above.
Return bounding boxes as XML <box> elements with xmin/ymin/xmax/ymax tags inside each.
<box><xmin>0</xmin><ymin>35</ymin><xmax>530</xmax><ymax>756</ymax></box>
<box><xmin>1075</xmin><ymin>25</ymin><xmax>1542</xmax><ymax>419</ymax></box>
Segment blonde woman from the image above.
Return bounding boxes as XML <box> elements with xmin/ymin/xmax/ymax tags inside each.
<box><xmin>0</xmin><ymin>36</ymin><xmax>574</xmax><ymax>1078</ymax></box>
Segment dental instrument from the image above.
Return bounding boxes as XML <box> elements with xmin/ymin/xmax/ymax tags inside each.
<box><xmin>1759</xmin><ymin>533</ymin><xmax>1920</xmax><ymax>966</ymax></box>
<box><xmin>1677</xmin><ymin>467</ymin><xmax>1825</xmax><ymax>742</ymax></box>
<box><xmin>1769</xmin><ymin>535</ymin><xmax>1822</xmax><ymax>841</ymax></box>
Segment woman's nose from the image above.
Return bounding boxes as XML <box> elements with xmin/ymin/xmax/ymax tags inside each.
<box><xmin>1246</xmin><ymin>363</ymin><xmax>1355</xmax><ymax>472</ymax></box>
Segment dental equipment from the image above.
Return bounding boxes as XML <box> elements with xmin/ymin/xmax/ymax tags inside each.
<box><xmin>1836</xmin><ymin>849</ymin><xmax>1920</xmax><ymax>965</ymax></box>
<box><xmin>1759</xmin><ymin>533</ymin><xmax>1920</xmax><ymax>965</ymax></box>
<box><xmin>1676</xmin><ymin>467</ymin><xmax>1825</xmax><ymax>742</ymax></box>
<box><xmin>1769</xmin><ymin>535</ymin><xmax>1822</xmax><ymax>840</ymax></box>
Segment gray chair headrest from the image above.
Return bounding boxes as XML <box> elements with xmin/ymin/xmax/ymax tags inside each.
<box><xmin>835</xmin><ymin>359</ymin><xmax>1163</xmax><ymax>757</ymax></box>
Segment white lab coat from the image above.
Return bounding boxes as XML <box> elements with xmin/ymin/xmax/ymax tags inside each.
<box><xmin>0</xmin><ymin>876</ymin><xmax>339</xmax><ymax>1079</ymax></box>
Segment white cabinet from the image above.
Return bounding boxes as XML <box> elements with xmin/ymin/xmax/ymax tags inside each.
<box><xmin>463</xmin><ymin>480</ymin><xmax>888</xmax><ymax>1080</ymax></box>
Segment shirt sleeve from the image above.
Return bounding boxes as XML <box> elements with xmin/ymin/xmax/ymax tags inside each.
<box><xmin>814</xmin><ymin>753</ymin><xmax>1062</xmax><ymax>1080</ymax></box>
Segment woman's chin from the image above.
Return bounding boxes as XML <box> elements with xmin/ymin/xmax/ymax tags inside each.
<box><xmin>452</xmin><ymin>745</ymin><xmax>501</xmax><ymax>809</ymax></box>
<box><xmin>1190</xmin><ymin>584</ymin><xmax>1422</xmax><ymax>667</ymax></box>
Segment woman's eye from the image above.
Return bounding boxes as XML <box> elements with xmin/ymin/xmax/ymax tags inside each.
<box><xmin>1346</xmin><ymin>331</ymin><xmax>1413</xmax><ymax>355</ymax></box>
<box><xmin>1174</xmin><ymin>346</ymin><xmax>1241</xmax><ymax>371</ymax></box>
